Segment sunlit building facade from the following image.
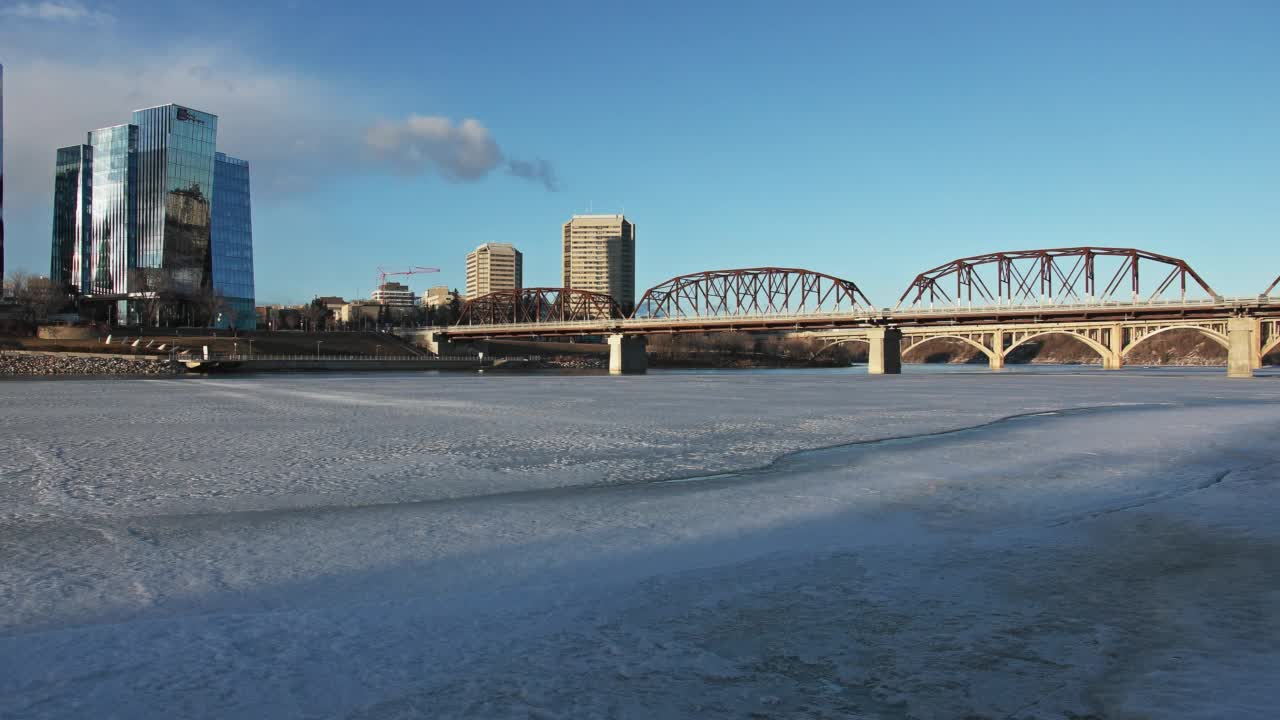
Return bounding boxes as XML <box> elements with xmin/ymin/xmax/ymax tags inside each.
<box><xmin>465</xmin><ymin>242</ymin><xmax>522</xmax><ymax>299</ymax></box>
<box><xmin>86</xmin><ymin>124</ymin><xmax>138</xmax><ymax>295</ymax></box>
<box><xmin>49</xmin><ymin>104</ymin><xmax>254</xmax><ymax>329</ymax></box>
<box><xmin>561</xmin><ymin>214</ymin><xmax>635</xmax><ymax>311</ymax></box>
<box><xmin>372</xmin><ymin>281</ymin><xmax>416</xmax><ymax>307</ymax></box>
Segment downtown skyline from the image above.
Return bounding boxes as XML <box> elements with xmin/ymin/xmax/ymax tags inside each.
<box><xmin>1</xmin><ymin>1</ymin><xmax>1278</xmax><ymax>306</ymax></box>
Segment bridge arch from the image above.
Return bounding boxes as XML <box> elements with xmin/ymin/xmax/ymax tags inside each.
<box><xmin>456</xmin><ymin>288</ymin><xmax>623</xmax><ymax>325</ymax></box>
<box><xmin>1263</xmin><ymin>335</ymin><xmax>1280</xmax><ymax>360</ymax></box>
<box><xmin>812</xmin><ymin>337</ymin><xmax>871</xmax><ymax>358</ymax></box>
<box><xmin>1003</xmin><ymin>330</ymin><xmax>1112</xmax><ymax>364</ymax></box>
<box><xmin>901</xmin><ymin>334</ymin><xmax>997</xmax><ymax>363</ymax></box>
<box><xmin>1120</xmin><ymin>325</ymin><xmax>1229</xmax><ymax>358</ymax></box>
<box><xmin>633</xmin><ymin>267</ymin><xmax>873</xmax><ymax>319</ymax></box>
<box><xmin>896</xmin><ymin>247</ymin><xmax>1217</xmax><ymax>310</ymax></box>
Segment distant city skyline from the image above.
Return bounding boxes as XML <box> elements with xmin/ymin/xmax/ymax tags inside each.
<box><xmin>1</xmin><ymin>2</ymin><xmax>1278</xmax><ymax>305</ymax></box>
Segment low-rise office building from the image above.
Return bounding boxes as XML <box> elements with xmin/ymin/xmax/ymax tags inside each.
<box><xmin>371</xmin><ymin>281</ymin><xmax>415</xmax><ymax>307</ymax></box>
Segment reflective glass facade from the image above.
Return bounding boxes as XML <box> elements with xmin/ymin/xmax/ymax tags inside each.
<box><xmin>51</xmin><ymin>145</ymin><xmax>92</xmax><ymax>291</ymax></box>
<box><xmin>133</xmin><ymin>105</ymin><xmax>217</xmax><ymax>293</ymax></box>
<box><xmin>212</xmin><ymin>152</ymin><xmax>255</xmax><ymax>330</ymax></box>
<box><xmin>48</xmin><ymin>103</ymin><xmax>254</xmax><ymax>326</ymax></box>
<box><xmin>87</xmin><ymin>125</ymin><xmax>137</xmax><ymax>295</ymax></box>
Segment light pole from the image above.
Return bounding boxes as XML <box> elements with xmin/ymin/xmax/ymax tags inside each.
<box><xmin>315</xmin><ymin>340</ymin><xmax>323</xmax><ymax>359</ymax></box>
<box><xmin>247</xmin><ymin>339</ymin><xmax>254</xmax><ymax>358</ymax></box>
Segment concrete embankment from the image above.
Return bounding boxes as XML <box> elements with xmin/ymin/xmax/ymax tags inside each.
<box><xmin>1</xmin><ymin>350</ymin><xmax>176</xmax><ymax>377</ymax></box>
<box><xmin>181</xmin><ymin>357</ymin><xmax>484</xmax><ymax>373</ymax></box>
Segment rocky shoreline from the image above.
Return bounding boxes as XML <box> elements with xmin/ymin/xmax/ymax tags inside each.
<box><xmin>0</xmin><ymin>353</ymin><xmax>178</xmax><ymax>377</ymax></box>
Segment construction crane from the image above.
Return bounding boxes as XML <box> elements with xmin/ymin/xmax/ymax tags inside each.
<box><xmin>376</xmin><ymin>266</ymin><xmax>441</xmax><ymax>289</ymax></box>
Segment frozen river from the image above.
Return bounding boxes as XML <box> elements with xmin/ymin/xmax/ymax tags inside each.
<box><xmin>2</xmin><ymin>369</ymin><xmax>1279</xmax><ymax>718</ymax></box>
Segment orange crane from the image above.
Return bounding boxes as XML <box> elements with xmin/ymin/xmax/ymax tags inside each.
<box><xmin>376</xmin><ymin>266</ymin><xmax>441</xmax><ymax>289</ymax></box>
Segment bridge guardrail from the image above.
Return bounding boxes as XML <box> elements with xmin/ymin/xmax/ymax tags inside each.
<box><xmin>446</xmin><ymin>296</ymin><xmax>1268</xmax><ymax>333</ymax></box>
<box><xmin>175</xmin><ymin>354</ymin><xmax>483</xmax><ymax>362</ymax></box>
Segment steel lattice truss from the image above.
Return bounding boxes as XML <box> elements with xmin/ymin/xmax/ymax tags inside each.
<box><xmin>632</xmin><ymin>267</ymin><xmax>873</xmax><ymax>319</ymax></box>
<box><xmin>895</xmin><ymin>247</ymin><xmax>1218</xmax><ymax>309</ymax></box>
<box><xmin>457</xmin><ymin>288</ymin><xmax>623</xmax><ymax>325</ymax></box>
<box><xmin>1265</xmin><ymin>274</ymin><xmax>1280</xmax><ymax>297</ymax></box>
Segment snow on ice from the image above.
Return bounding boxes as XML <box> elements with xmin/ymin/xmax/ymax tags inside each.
<box><xmin>1</xmin><ymin>370</ymin><xmax>1278</xmax><ymax>718</ymax></box>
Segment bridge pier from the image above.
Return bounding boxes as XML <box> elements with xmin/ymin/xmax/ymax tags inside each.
<box><xmin>1104</xmin><ymin>324</ymin><xmax>1124</xmax><ymax>370</ymax></box>
<box><xmin>1250</xmin><ymin>318</ymin><xmax>1263</xmax><ymax>370</ymax></box>
<box><xmin>867</xmin><ymin>328</ymin><xmax>902</xmax><ymax>375</ymax></box>
<box><xmin>608</xmin><ymin>334</ymin><xmax>648</xmax><ymax>375</ymax></box>
<box><xmin>1227</xmin><ymin>317</ymin><xmax>1255</xmax><ymax>378</ymax></box>
<box><xmin>417</xmin><ymin>330</ymin><xmax>456</xmax><ymax>357</ymax></box>
<box><xmin>989</xmin><ymin>352</ymin><xmax>1005</xmax><ymax>371</ymax></box>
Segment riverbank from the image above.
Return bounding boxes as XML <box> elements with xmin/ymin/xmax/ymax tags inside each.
<box><xmin>0</xmin><ymin>350</ymin><xmax>177</xmax><ymax>377</ymax></box>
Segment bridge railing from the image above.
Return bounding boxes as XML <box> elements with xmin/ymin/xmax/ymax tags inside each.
<box><xmin>176</xmin><ymin>354</ymin><xmax>483</xmax><ymax>362</ymax></box>
<box><xmin>891</xmin><ymin>295</ymin><xmax>1258</xmax><ymax>315</ymax></box>
<box><xmin>445</xmin><ymin>295</ymin><xmax>1272</xmax><ymax>332</ymax></box>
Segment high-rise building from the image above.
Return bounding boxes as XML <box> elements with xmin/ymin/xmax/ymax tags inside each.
<box><xmin>211</xmin><ymin>152</ymin><xmax>255</xmax><ymax>326</ymax></box>
<box><xmin>48</xmin><ymin>104</ymin><xmax>254</xmax><ymax>329</ymax></box>
<box><xmin>465</xmin><ymin>242</ymin><xmax>522</xmax><ymax>299</ymax></box>
<box><xmin>1</xmin><ymin>63</ymin><xmax>6</xmax><ymax>294</ymax></box>
<box><xmin>561</xmin><ymin>214</ymin><xmax>635</xmax><ymax>310</ymax></box>
<box><xmin>50</xmin><ymin>145</ymin><xmax>92</xmax><ymax>292</ymax></box>
<box><xmin>371</xmin><ymin>281</ymin><xmax>416</xmax><ymax>307</ymax></box>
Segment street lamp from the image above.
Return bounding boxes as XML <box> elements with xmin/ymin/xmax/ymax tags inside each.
<box><xmin>247</xmin><ymin>339</ymin><xmax>254</xmax><ymax>358</ymax></box>
<box><xmin>315</xmin><ymin>340</ymin><xmax>323</xmax><ymax>359</ymax></box>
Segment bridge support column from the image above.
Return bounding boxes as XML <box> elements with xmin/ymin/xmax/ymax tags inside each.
<box><xmin>989</xmin><ymin>331</ymin><xmax>1005</xmax><ymax>370</ymax></box>
<box><xmin>1228</xmin><ymin>317</ymin><xmax>1255</xmax><ymax>378</ymax></box>
<box><xmin>420</xmin><ymin>331</ymin><xmax>456</xmax><ymax>357</ymax></box>
<box><xmin>867</xmin><ymin>328</ymin><xmax>902</xmax><ymax>375</ymax></box>
<box><xmin>1103</xmin><ymin>324</ymin><xmax>1123</xmax><ymax>370</ymax></box>
<box><xmin>1250</xmin><ymin>318</ymin><xmax>1263</xmax><ymax>370</ymax></box>
<box><xmin>608</xmin><ymin>334</ymin><xmax>647</xmax><ymax>375</ymax></box>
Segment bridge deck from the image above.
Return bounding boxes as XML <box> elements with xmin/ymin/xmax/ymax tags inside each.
<box><xmin>443</xmin><ymin>297</ymin><xmax>1279</xmax><ymax>338</ymax></box>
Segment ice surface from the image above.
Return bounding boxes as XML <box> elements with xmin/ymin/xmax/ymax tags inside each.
<box><xmin>2</xmin><ymin>370</ymin><xmax>1279</xmax><ymax>718</ymax></box>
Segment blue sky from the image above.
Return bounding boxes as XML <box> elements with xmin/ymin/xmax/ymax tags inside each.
<box><xmin>2</xmin><ymin>0</ymin><xmax>1278</xmax><ymax>304</ymax></box>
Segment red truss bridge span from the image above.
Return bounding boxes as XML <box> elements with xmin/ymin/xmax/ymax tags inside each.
<box><xmin>408</xmin><ymin>251</ymin><xmax>1280</xmax><ymax>376</ymax></box>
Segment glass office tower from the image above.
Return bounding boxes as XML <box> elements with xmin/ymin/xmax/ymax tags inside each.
<box><xmin>51</xmin><ymin>145</ymin><xmax>93</xmax><ymax>292</ymax></box>
<box><xmin>133</xmin><ymin>104</ymin><xmax>217</xmax><ymax>293</ymax></box>
<box><xmin>211</xmin><ymin>152</ymin><xmax>255</xmax><ymax>330</ymax></box>
<box><xmin>49</xmin><ymin>103</ymin><xmax>254</xmax><ymax>326</ymax></box>
<box><xmin>86</xmin><ymin>125</ymin><xmax>138</xmax><ymax>295</ymax></box>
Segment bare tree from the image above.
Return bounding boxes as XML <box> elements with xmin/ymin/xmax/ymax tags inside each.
<box><xmin>303</xmin><ymin>299</ymin><xmax>330</xmax><ymax>332</ymax></box>
<box><xmin>5</xmin><ymin>272</ymin><xmax>70</xmax><ymax>323</ymax></box>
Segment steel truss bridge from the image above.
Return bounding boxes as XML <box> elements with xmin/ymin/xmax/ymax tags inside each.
<box><xmin>415</xmin><ymin>248</ymin><xmax>1280</xmax><ymax>376</ymax></box>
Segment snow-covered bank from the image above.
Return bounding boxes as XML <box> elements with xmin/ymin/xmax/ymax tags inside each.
<box><xmin>2</xmin><ymin>372</ymin><xmax>1279</xmax><ymax>718</ymax></box>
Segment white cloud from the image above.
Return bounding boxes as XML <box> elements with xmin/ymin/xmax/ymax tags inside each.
<box><xmin>365</xmin><ymin>115</ymin><xmax>560</xmax><ymax>191</ymax></box>
<box><xmin>1</xmin><ymin>1</ymin><xmax>112</xmax><ymax>23</ymax></box>
<box><xmin>1</xmin><ymin>40</ymin><xmax>560</xmax><ymax>213</ymax></box>
<box><xmin>2</xmin><ymin>49</ymin><xmax>362</xmax><ymax>204</ymax></box>
<box><xmin>366</xmin><ymin>115</ymin><xmax>503</xmax><ymax>182</ymax></box>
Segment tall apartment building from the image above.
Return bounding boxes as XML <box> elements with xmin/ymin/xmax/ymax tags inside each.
<box><xmin>465</xmin><ymin>242</ymin><xmax>522</xmax><ymax>299</ymax></box>
<box><xmin>561</xmin><ymin>214</ymin><xmax>635</xmax><ymax>310</ymax></box>
<box><xmin>48</xmin><ymin>103</ymin><xmax>255</xmax><ymax>329</ymax></box>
